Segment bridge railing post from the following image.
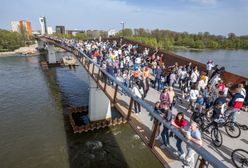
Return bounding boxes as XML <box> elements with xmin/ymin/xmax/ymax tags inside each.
<box><xmin>127</xmin><ymin>98</ymin><xmax>134</xmax><ymax>120</ymax></box>
<box><xmin>92</xmin><ymin>64</ymin><xmax>95</xmax><ymax>76</ymax></box>
<box><xmin>88</xmin><ymin>61</ymin><xmax>91</xmax><ymax>73</ymax></box>
<box><xmin>112</xmin><ymin>84</ymin><xmax>118</xmax><ymax>104</ymax></box>
<box><xmin>103</xmin><ymin>75</ymin><xmax>107</xmax><ymax>91</ymax></box>
<box><xmin>148</xmin><ymin>119</ymin><xmax>159</xmax><ymax>148</ymax></box>
<box><xmin>96</xmin><ymin>69</ymin><xmax>101</xmax><ymax>88</ymax></box>
<box><xmin>196</xmin><ymin>156</ymin><xmax>208</xmax><ymax>168</ymax></box>
<box><xmin>82</xmin><ymin>56</ymin><xmax>85</xmax><ymax>65</ymax></box>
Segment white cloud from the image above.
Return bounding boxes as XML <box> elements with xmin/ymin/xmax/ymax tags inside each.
<box><xmin>1</xmin><ymin>0</ymin><xmax>247</xmax><ymax>35</ymax></box>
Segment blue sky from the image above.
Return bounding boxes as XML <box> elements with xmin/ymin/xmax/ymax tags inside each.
<box><xmin>0</xmin><ymin>0</ymin><xmax>247</xmax><ymax>36</ymax></box>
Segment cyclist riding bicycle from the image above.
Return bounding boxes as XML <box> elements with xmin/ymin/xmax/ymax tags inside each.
<box><xmin>197</xmin><ymin>91</ymin><xmax>226</xmax><ymax>134</ymax></box>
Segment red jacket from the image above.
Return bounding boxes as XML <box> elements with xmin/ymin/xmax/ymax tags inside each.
<box><xmin>229</xmin><ymin>93</ymin><xmax>244</xmax><ymax>109</ymax></box>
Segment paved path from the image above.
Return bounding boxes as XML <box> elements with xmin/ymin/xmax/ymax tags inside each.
<box><xmin>40</xmin><ymin>37</ymin><xmax>247</xmax><ymax>167</ymax></box>
<box><xmin>135</xmin><ymin>84</ymin><xmax>248</xmax><ymax>168</ymax></box>
<box><xmin>80</xmin><ymin>57</ymin><xmax>248</xmax><ymax>168</ymax></box>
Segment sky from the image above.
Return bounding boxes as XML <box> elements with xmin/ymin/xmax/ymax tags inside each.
<box><xmin>0</xmin><ymin>0</ymin><xmax>248</xmax><ymax>36</ymax></box>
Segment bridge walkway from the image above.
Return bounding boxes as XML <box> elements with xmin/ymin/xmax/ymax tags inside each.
<box><xmin>39</xmin><ymin>37</ymin><xmax>244</xmax><ymax>168</ymax></box>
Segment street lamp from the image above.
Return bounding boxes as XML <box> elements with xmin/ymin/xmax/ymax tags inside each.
<box><xmin>120</xmin><ymin>21</ymin><xmax>125</xmax><ymax>38</ymax></box>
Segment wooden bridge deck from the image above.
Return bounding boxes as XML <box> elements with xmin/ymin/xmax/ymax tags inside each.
<box><xmin>81</xmin><ymin>58</ymin><xmax>175</xmax><ymax>166</ymax></box>
<box><xmin>78</xmin><ymin>56</ymin><xmax>248</xmax><ymax>168</ymax></box>
<box><xmin>39</xmin><ymin>37</ymin><xmax>248</xmax><ymax>168</ymax></box>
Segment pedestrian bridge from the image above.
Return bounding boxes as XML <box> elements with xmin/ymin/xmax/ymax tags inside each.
<box><xmin>37</xmin><ymin>36</ymin><xmax>229</xmax><ymax>168</ymax></box>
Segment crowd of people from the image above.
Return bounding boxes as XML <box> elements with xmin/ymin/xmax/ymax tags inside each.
<box><xmin>47</xmin><ymin>36</ymin><xmax>248</xmax><ymax>168</ymax></box>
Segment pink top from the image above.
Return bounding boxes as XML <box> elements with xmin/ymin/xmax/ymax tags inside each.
<box><xmin>218</xmin><ymin>83</ymin><xmax>225</xmax><ymax>92</ymax></box>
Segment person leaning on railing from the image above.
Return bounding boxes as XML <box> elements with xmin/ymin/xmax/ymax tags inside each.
<box><xmin>159</xmin><ymin>106</ymin><xmax>173</xmax><ymax>149</ymax></box>
<box><xmin>181</xmin><ymin>121</ymin><xmax>203</xmax><ymax>168</ymax></box>
<box><xmin>171</xmin><ymin>112</ymin><xmax>189</xmax><ymax>159</ymax></box>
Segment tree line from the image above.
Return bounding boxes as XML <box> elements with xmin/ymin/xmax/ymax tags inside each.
<box><xmin>0</xmin><ymin>29</ymin><xmax>25</xmax><ymax>52</ymax></box>
<box><xmin>48</xmin><ymin>28</ymin><xmax>248</xmax><ymax>50</ymax></box>
<box><xmin>116</xmin><ymin>28</ymin><xmax>248</xmax><ymax>50</ymax></box>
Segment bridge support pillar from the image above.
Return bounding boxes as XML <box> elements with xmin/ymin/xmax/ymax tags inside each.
<box><xmin>37</xmin><ymin>40</ymin><xmax>45</xmax><ymax>51</ymax></box>
<box><xmin>47</xmin><ymin>44</ymin><xmax>57</xmax><ymax>64</ymax></box>
<box><xmin>89</xmin><ymin>77</ymin><xmax>112</xmax><ymax>121</ymax></box>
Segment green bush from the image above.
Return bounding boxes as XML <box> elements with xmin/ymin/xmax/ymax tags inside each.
<box><xmin>0</xmin><ymin>29</ymin><xmax>25</xmax><ymax>51</ymax></box>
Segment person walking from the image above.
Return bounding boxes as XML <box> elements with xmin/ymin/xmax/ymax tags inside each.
<box><xmin>132</xmin><ymin>83</ymin><xmax>143</xmax><ymax>115</ymax></box>
<box><xmin>154</xmin><ymin>65</ymin><xmax>162</xmax><ymax>91</ymax></box>
<box><xmin>160</xmin><ymin>88</ymin><xmax>171</xmax><ymax>110</ymax></box>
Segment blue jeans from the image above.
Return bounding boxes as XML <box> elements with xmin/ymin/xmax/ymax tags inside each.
<box><xmin>154</xmin><ymin>78</ymin><xmax>161</xmax><ymax>91</ymax></box>
<box><xmin>224</xmin><ymin>107</ymin><xmax>240</xmax><ymax>122</ymax></box>
<box><xmin>96</xmin><ymin>56</ymin><xmax>101</xmax><ymax>64</ymax></box>
<box><xmin>176</xmin><ymin>138</ymin><xmax>184</xmax><ymax>155</ymax></box>
<box><xmin>161</xmin><ymin>126</ymin><xmax>170</xmax><ymax>146</ymax></box>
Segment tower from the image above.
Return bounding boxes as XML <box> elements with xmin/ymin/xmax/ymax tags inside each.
<box><xmin>39</xmin><ymin>16</ymin><xmax>47</xmax><ymax>35</ymax></box>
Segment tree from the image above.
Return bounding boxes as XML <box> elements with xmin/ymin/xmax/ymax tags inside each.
<box><xmin>0</xmin><ymin>29</ymin><xmax>24</xmax><ymax>51</ymax></box>
<box><xmin>193</xmin><ymin>40</ymin><xmax>205</xmax><ymax>49</ymax></box>
<box><xmin>74</xmin><ymin>32</ymin><xmax>87</xmax><ymax>40</ymax></box>
<box><xmin>123</xmin><ymin>28</ymin><xmax>133</xmax><ymax>37</ymax></box>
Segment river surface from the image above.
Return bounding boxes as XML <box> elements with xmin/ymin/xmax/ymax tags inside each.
<box><xmin>0</xmin><ymin>53</ymin><xmax>162</xmax><ymax>168</ymax></box>
<box><xmin>173</xmin><ymin>49</ymin><xmax>248</xmax><ymax>78</ymax></box>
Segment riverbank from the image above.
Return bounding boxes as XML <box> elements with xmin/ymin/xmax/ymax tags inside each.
<box><xmin>0</xmin><ymin>44</ymin><xmax>39</xmax><ymax>57</ymax></box>
<box><xmin>173</xmin><ymin>46</ymin><xmax>208</xmax><ymax>51</ymax></box>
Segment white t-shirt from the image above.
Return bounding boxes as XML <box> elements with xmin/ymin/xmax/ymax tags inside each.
<box><xmin>190</xmin><ymin>89</ymin><xmax>199</xmax><ymax>100</ymax></box>
<box><xmin>241</xmin><ymin>88</ymin><xmax>246</xmax><ymax>98</ymax></box>
<box><xmin>125</xmin><ymin>56</ymin><xmax>130</xmax><ymax>63</ymax></box>
<box><xmin>198</xmin><ymin>80</ymin><xmax>206</xmax><ymax>91</ymax></box>
<box><xmin>180</xmin><ymin>70</ymin><xmax>187</xmax><ymax>79</ymax></box>
<box><xmin>191</xmin><ymin>72</ymin><xmax>198</xmax><ymax>83</ymax></box>
<box><xmin>206</xmin><ymin>63</ymin><xmax>214</xmax><ymax>71</ymax></box>
<box><xmin>132</xmin><ymin>86</ymin><xmax>142</xmax><ymax>98</ymax></box>
<box><xmin>135</xmin><ymin>57</ymin><xmax>141</xmax><ymax>64</ymax></box>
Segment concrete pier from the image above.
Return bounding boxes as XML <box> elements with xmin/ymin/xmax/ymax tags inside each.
<box><xmin>37</xmin><ymin>40</ymin><xmax>45</xmax><ymax>51</ymax></box>
<box><xmin>88</xmin><ymin>77</ymin><xmax>112</xmax><ymax>121</ymax></box>
<box><xmin>47</xmin><ymin>44</ymin><xmax>56</xmax><ymax>64</ymax></box>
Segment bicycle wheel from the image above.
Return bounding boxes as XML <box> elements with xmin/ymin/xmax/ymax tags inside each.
<box><xmin>225</xmin><ymin>122</ymin><xmax>241</xmax><ymax>138</ymax></box>
<box><xmin>231</xmin><ymin>149</ymin><xmax>248</xmax><ymax>168</ymax></box>
<box><xmin>240</xmin><ymin>124</ymin><xmax>248</xmax><ymax>131</ymax></box>
<box><xmin>211</xmin><ymin>128</ymin><xmax>222</xmax><ymax>147</ymax></box>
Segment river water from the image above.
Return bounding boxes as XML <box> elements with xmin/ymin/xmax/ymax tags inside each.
<box><xmin>0</xmin><ymin>53</ymin><xmax>162</xmax><ymax>168</ymax></box>
<box><xmin>173</xmin><ymin>49</ymin><xmax>248</xmax><ymax>78</ymax></box>
<box><xmin>1</xmin><ymin>49</ymin><xmax>246</xmax><ymax>168</ymax></box>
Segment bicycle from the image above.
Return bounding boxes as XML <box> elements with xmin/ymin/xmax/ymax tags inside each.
<box><xmin>191</xmin><ymin>111</ymin><xmax>223</xmax><ymax>147</ymax></box>
<box><xmin>191</xmin><ymin>111</ymin><xmax>241</xmax><ymax>147</ymax></box>
<box><xmin>231</xmin><ymin>149</ymin><xmax>248</xmax><ymax>168</ymax></box>
<box><xmin>237</xmin><ymin>123</ymin><xmax>248</xmax><ymax>131</ymax></box>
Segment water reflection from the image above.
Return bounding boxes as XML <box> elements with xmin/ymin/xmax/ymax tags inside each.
<box><xmin>174</xmin><ymin>49</ymin><xmax>248</xmax><ymax>77</ymax></box>
<box><xmin>0</xmin><ymin>53</ymin><xmax>163</xmax><ymax>168</ymax></box>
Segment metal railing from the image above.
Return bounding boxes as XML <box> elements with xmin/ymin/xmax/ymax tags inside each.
<box><xmin>39</xmin><ymin>37</ymin><xmax>228</xmax><ymax>168</ymax></box>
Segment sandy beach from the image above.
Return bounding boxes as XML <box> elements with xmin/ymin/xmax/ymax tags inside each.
<box><xmin>0</xmin><ymin>44</ymin><xmax>39</xmax><ymax>57</ymax></box>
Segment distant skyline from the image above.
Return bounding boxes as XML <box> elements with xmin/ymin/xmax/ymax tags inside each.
<box><xmin>1</xmin><ymin>0</ymin><xmax>248</xmax><ymax>36</ymax></box>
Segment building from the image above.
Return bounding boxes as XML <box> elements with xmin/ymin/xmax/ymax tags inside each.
<box><xmin>11</xmin><ymin>20</ymin><xmax>33</xmax><ymax>39</ymax></box>
<box><xmin>55</xmin><ymin>26</ymin><xmax>65</xmax><ymax>34</ymax></box>
<box><xmin>39</xmin><ymin>16</ymin><xmax>47</xmax><ymax>35</ymax></box>
<box><xmin>11</xmin><ymin>21</ymin><xmax>19</xmax><ymax>32</ymax></box>
<box><xmin>47</xmin><ymin>26</ymin><xmax>53</xmax><ymax>35</ymax></box>
<box><xmin>108</xmin><ymin>29</ymin><xmax>116</xmax><ymax>37</ymax></box>
<box><xmin>67</xmin><ymin>29</ymin><xmax>85</xmax><ymax>36</ymax></box>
